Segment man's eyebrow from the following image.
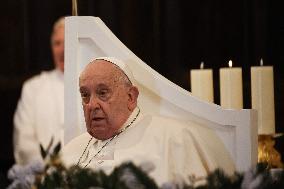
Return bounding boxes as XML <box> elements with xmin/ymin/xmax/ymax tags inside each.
<box><xmin>96</xmin><ymin>83</ymin><xmax>109</xmax><ymax>88</ymax></box>
<box><xmin>79</xmin><ymin>86</ymin><xmax>88</xmax><ymax>92</ymax></box>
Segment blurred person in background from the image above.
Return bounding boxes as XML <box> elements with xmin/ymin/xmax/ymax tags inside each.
<box><xmin>13</xmin><ymin>17</ymin><xmax>65</xmax><ymax>165</ymax></box>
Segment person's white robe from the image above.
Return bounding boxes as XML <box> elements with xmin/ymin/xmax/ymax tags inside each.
<box><xmin>63</xmin><ymin>108</ymin><xmax>235</xmax><ymax>186</ymax></box>
<box><xmin>13</xmin><ymin>69</ymin><xmax>64</xmax><ymax>165</ymax></box>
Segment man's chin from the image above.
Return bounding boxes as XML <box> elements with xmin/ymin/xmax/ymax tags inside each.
<box><xmin>55</xmin><ymin>61</ymin><xmax>64</xmax><ymax>72</ymax></box>
<box><xmin>89</xmin><ymin>133</ymin><xmax>110</xmax><ymax>140</ymax></box>
<box><xmin>87</xmin><ymin>126</ymin><xmax>109</xmax><ymax>140</ymax></box>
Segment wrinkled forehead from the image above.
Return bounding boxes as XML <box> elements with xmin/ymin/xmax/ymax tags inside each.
<box><xmin>79</xmin><ymin>60</ymin><xmax>120</xmax><ymax>85</ymax></box>
<box><xmin>52</xmin><ymin>24</ymin><xmax>64</xmax><ymax>38</ymax></box>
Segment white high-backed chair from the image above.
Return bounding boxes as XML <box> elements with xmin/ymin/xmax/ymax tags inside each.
<box><xmin>64</xmin><ymin>16</ymin><xmax>258</xmax><ymax>172</ymax></box>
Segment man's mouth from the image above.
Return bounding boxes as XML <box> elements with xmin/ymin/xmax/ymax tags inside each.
<box><xmin>92</xmin><ymin>117</ymin><xmax>105</xmax><ymax>121</ymax></box>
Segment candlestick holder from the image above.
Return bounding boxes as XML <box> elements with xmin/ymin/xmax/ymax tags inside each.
<box><xmin>258</xmin><ymin>134</ymin><xmax>283</xmax><ymax>168</ymax></box>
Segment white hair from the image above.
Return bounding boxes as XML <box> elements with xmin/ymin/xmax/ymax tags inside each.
<box><xmin>52</xmin><ymin>17</ymin><xmax>65</xmax><ymax>36</ymax></box>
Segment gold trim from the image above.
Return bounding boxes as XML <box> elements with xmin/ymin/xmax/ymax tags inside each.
<box><xmin>258</xmin><ymin>134</ymin><xmax>283</xmax><ymax>168</ymax></box>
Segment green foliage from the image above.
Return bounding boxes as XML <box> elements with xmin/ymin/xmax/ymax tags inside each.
<box><xmin>196</xmin><ymin>169</ymin><xmax>243</xmax><ymax>189</ymax></box>
<box><xmin>40</xmin><ymin>137</ymin><xmax>54</xmax><ymax>160</ymax></box>
<box><xmin>108</xmin><ymin>162</ymin><xmax>159</xmax><ymax>189</ymax></box>
<box><xmin>34</xmin><ymin>141</ymin><xmax>159</xmax><ymax>189</ymax></box>
<box><xmin>14</xmin><ymin>141</ymin><xmax>284</xmax><ymax>189</ymax></box>
<box><xmin>67</xmin><ymin>166</ymin><xmax>108</xmax><ymax>188</ymax></box>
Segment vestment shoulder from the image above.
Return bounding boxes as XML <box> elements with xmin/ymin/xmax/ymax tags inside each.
<box><xmin>22</xmin><ymin>70</ymin><xmax>55</xmax><ymax>90</ymax></box>
<box><xmin>62</xmin><ymin>132</ymin><xmax>92</xmax><ymax>167</ymax></box>
<box><xmin>64</xmin><ymin>132</ymin><xmax>91</xmax><ymax>151</ymax></box>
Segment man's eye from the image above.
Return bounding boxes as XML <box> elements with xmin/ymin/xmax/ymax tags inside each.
<box><xmin>99</xmin><ymin>90</ymin><xmax>107</xmax><ymax>96</ymax></box>
<box><xmin>97</xmin><ymin>89</ymin><xmax>109</xmax><ymax>100</ymax></box>
<box><xmin>80</xmin><ymin>92</ymin><xmax>88</xmax><ymax>98</ymax></box>
<box><xmin>80</xmin><ymin>93</ymin><xmax>90</xmax><ymax>102</ymax></box>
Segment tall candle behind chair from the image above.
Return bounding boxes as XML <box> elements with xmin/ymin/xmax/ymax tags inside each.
<box><xmin>190</xmin><ymin>62</ymin><xmax>214</xmax><ymax>103</ymax></box>
<box><xmin>219</xmin><ymin>60</ymin><xmax>243</xmax><ymax>109</ymax></box>
<box><xmin>251</xmin><ymin>59</ymin><xmax>275</xmax><ymax>134</ymax></box>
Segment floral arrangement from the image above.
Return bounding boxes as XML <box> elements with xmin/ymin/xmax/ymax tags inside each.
<box><xmin>7</xmin><ymin>141</ymin><xmax>284</xmax><ymax>189</ymax></box>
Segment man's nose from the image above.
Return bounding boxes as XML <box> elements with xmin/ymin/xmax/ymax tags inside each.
<box><xmin>88</xmin><ymin>96</ymin><xmax>100</xmax><ymax>110</ymax></box>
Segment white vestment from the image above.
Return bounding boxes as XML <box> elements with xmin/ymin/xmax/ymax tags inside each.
<box><xmin>63</xmin><ymin>108</ymin><xmax>235</xmax><ymax>186</ymax></box>
<box><xmin>13</xmin><ymin>69</ymin><xmax>64</xmax><ymax>165</ymax></box>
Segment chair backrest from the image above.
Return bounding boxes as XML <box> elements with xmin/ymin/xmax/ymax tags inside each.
<box><xmin>64</xmin><ymin>16</ymin><xmax>258</xmax><ymax>172</ymax></box>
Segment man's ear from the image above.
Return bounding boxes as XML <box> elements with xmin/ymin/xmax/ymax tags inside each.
<box><xmin>127</xmin><ymin>86</ymin><xmax>139</xmax><ymax>111</ymax></box>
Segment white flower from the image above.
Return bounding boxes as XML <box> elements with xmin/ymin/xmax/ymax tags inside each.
<box><xmin>161</xmin><ymin>182</ymin><xmax>178</xmax><ymax>189</ymax></box>
<box><xmin>7</xmin><ymin>160</ymin><xmax>44</xmax><ymax>189</ymax></box>
<box><xmin>120</xmin><ymin>168</ymin><xmax>145</xmax><ymax>189</ymax></box>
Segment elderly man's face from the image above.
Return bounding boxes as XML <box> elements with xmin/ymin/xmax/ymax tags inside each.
<box><xmin>79</xmin><ymin>60</ymin><xmax>137</xmax><ymax>140</ymax></box>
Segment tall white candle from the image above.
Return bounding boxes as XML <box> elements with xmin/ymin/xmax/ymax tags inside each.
<box><xmin>219</xmin><ymin>60</ymin><xmax>243</xmax><ymax>109</ymax></box>
<box><xmin>251</xmin><ymin>60</ymin><xmax>275</xmax><ymax>134</ymax></box>
<box><xmin>190</xmin><ymin>62</ymin><xmax>214</xmax><ymax>103</ymax></box>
